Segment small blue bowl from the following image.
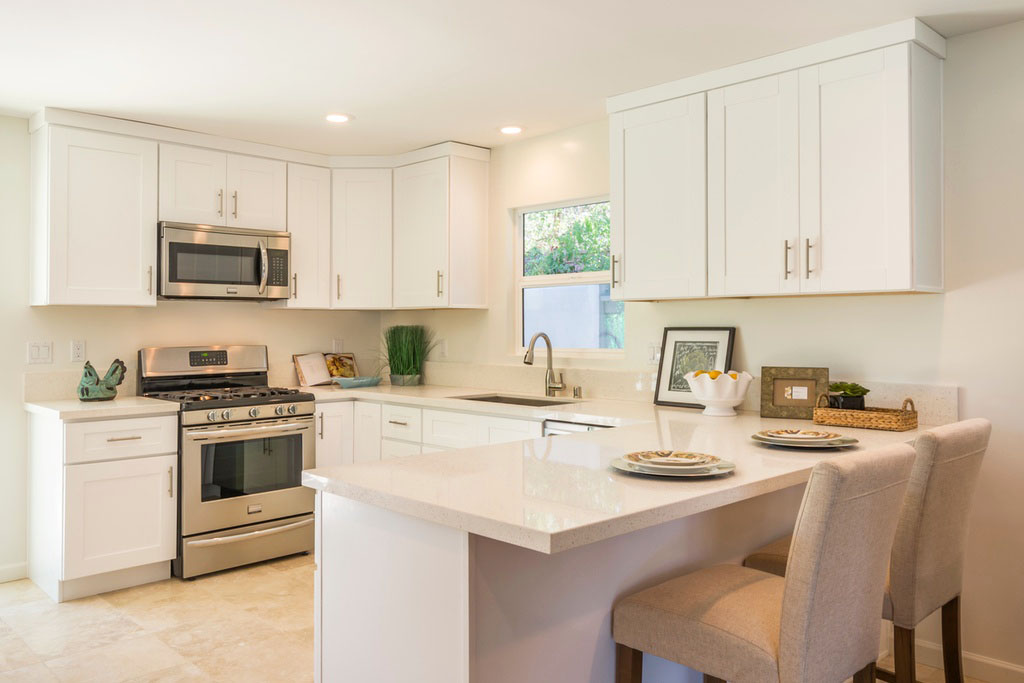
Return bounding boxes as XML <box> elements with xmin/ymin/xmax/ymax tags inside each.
<box><xmin>331</xmin><ymin>376</ymin><xmax>383</xmax><ymax>389</ymax></box>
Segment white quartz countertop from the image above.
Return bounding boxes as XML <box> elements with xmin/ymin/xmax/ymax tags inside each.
<box><xmin>24</xmin><ymin>396</ymin><xmax>179</xmax><ymax>422</ymax></box>
<box><xmin>303</xmin><ymin>389</ymin><xmax>929</xmax><ymax>554</ymax></box>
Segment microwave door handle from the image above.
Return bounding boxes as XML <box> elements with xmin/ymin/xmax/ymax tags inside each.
<box><xmin>258</xmin><ymin>240</ymin><xmax>268</xmax><ymax>294</ymax></box>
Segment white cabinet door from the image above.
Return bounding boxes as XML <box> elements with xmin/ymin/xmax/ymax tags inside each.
<box><xmin>610</xmin><ymin>93</ymin><xmax>707</xmax><ymax>300</ymax></box>
<box><xmin>316</xmin><ymin>402</ymin><xmax>354</xmax><ymax>467</ymax></box>
<box><xmin>392</xmin><ymin>157</ymin><xmax>449</xmax><ymax>308</ymax></box>
<box><xmin>422</xmin><ymin>410</ymin><xmax>481</xmax><ymax>449</ymax></box>
<box><xmin>158</xmin><ymin>144</ymin><xmax>226</xmax><ymax>225</ymax></box>
<box><xmin>478</xmin><ymin>416</ymin><xmax>543</xmax><ymax>444</ymax></box>
<box><xmin>381</xmin><ymin>438</ymin><xmax>422</xmax><ymax>460</ymax></box>
<box><xmin>44</xmin><ymin>127</ymin><xmax>158</xmax><ymax>306</ymax></box>
<box><xmin>799</xmin><ymin>46</ymin><xmax>912</xmax><ymax>293</ymax></box>
<box><xmin>708</xmin><ymin>73</ymin><xmax>800</xmax><ymax>296</ymax></box>
<box><xmin>353</xmin><ymin>402</ymin><xmax>382</xmax><ymax>463</ymax></box>
<box><xmin>332</xmin><ymin>169</ymin><xmax>393</xmax><ymax>309</ymax></box>
<box><xmin>287</xmin><ymin>164</ymin><xmax>332</xmax><ymax>308</ymax></box>
<box><xmin>63</xmin><ymin>453</ymin><xmax>176</xmax><ymax>580</ymax></box>
<box><xmin>226</xmin><ymin>154</ymin><xmax>287</xmax><ymax>231</ymax></box>
<box><xmin>381</xmin><ymin>404</ymin><xmax>422</xmax><ymax>442</ymax></box>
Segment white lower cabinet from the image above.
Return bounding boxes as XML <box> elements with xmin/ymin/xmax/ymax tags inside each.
<box><xmin>353</xmin><ymin>402</ymin><xmax>382</xmax><ymax>463</ymax></box>
<box><xmin>315</xmin><ymin>402</ymin><xmax>354</xmax><ymax>467</ymax></box>
<box><xmin>478</xmin><ymin>416</ymin><xmax>543</xmax><ymax>444</ymax></box>
<box><xmin>63</xmin><ymin>454</ymin><xmax>176</xmax><ymax>580</ymax></box>
<box><xmin>422</xmin><ymin>409</ymin><xmax>479</xmax><ymax>449</ymax></box>
<box><xmin>381</xmin><ymin>438</ymin><xmax>422</xmax><ymax>460</ymax></box>
<box><xmin>29</xmin><ymin>413</ymin><xmax>178</xmax><ymax>601</ymax></box>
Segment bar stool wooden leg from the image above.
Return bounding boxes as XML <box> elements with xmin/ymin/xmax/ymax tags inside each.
<box><xmin>703</xmin><ymin>676</ymin><xmax>726</xmax><ymax>683</ymax></box>
<box><xmin>615</xmin><ymin>643</ymin><xmax>643</xmax><ymax>683</ymax></box>
<box><xmin>854</xmin><ymin>661</ymin><xmax>878</xmax><ymax>683</ymax></box>
<box><xmin>942</xmin><ymin>596</ymin><xmax>965</xmax><ymax>683</ymax></box>
<box><xmin>894</xmin><ymin>625</ymin><xmax>917</xmax><ymax>683</ymax></box>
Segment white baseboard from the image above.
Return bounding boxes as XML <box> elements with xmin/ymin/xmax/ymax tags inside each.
<box><xmin>0</xmin><ymin>562</ymin><xmax>28</xmax><ymax>583</ymax></box>
<box><xmin>915</xmin><ymin>638</ymin><xmax>1024</xmax><ymax>683</ymax></box>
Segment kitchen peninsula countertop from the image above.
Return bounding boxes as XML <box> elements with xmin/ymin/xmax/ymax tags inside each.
<box><xmin>303</xmin><ymin>385</ymin><xmax>930</xmax><ymax>553</ymax></box>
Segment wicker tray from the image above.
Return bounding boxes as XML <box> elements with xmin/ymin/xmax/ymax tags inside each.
<box><xmin>813</xmin><ymin>395</ymin><xmax>918</xmax><ymax>432</ymax></box>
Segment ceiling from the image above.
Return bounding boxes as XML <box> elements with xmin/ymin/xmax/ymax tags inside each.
<box><xmin>2</xmin><ymin>0</ymin><xmax>1023</xmax><ymax>155</ymax></box>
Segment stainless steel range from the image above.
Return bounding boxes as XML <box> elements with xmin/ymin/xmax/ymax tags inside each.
<box><xmin>138</xmin><ymin>345</ymin><xmax>315</xmax><ymax>578</ymax></box>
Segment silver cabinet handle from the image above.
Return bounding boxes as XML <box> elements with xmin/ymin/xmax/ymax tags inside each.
<box><xmin>336</xmin><ymin>274</ymin><xmax>341</xmax><ymax>300</ymax></box>
<box><xmin>147</xmin><ymin>266</ymin><xmax>153</xmax><ymax>295</ymax></box>
<box><xmin>186</xmin><ymin>518</ymin><xmax>313</xmax><ymax>548</ymax></box>
<box><xmin>388</xmin><ymin>420</ymin><xmax>408</xmax><ymax>427</ymax></box>
<box><xmin>783</xmin><ymin>240</ymin><xmax>793</xmax><ymax>279</ymax></box>
<box><xmin>292</xmin><ymin>273</ymin><xmax>297</xmax><ymax>298</ymax></box>
<box><xmin>436</xmin><ymin>270</ymin><xmax>443</xmax><ymax>297</ymax></box>
<box><xmin>168</xmin><ymin>466</ymin><xmax>174</xmax><ymax>498</ymax></box>
<box><xmin>217</xmin><ymin>189</ymin><xmax>224</xmax><ymax>217</ymax></box>
<box><xmin>805</xmin><ymin>238</ymin><xmax>813</xmax><ymax>278</ymax></box>
<box><xmin>232</xmin><ymin>190</ymin><xmax>238</xmax><ymax>218</ymax></box>
<box><xmin>318</xmin><ymin>413</ymin><xmax>324</xmax><ymax>439</ymax></box>
<box><xmin>107</xmin><ymin>435</ymin><xmax>142</xmax><ymax>442</ymax></box>
<box><xmin>611</xmin><ymin>254</ymin><xmax>620</xmax><ymax>287</ymax></box>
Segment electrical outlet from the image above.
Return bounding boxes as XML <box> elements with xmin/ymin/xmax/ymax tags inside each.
<box><xmin>647</xmin><ymin>343</ymin><xmax>661</xmax><ymax>365</ymax></box>
<box><xmin>27</xmin><ymin>341</ymin><xmax>53</xmax><ymax>364</ymax></box>
<box><xmin>436</xmin><ymin>338</ymin><xmax>448</xmax><ymax>360</ymax></box>
<box><xmin>332</xmin><ymin>339</ymin><xmax>344</xmax><ymax>353</ymax></box>
<box><xmin>70</xmin><ymin>340</ymin><xmax>87</xmax><ymax>362</ymax></box>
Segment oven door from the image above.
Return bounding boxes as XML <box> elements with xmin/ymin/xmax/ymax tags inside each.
<box><xmin>181</xmin><ymin>415</ymin><xmax>315</xmax><ymax>537</ymax></box>
<box><xmin>159</xmin><ymin>222</ymin><xmax>291</xmax><ymax>299</ymax></box>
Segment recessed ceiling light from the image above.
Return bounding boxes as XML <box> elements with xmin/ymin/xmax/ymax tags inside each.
<box><xmin>325</xmin><ymin>114</ymin><xmax>350</xmax><ymax>124</ymax></box>
<box><xmin>500</xmin><ymin>126</ymin><xmax>523</xmax><ymax>135</ymax></box>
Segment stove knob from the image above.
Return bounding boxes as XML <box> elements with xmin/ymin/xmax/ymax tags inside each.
<box><xmin>207</xmin><ymin>411</ymin><xmax>218</xmax><ymax>422</ymax></box>
<box><xmin>287</xmin><ymin>404</ymin><xmax>298</xmax><ymax>415</ymax></box>
<box><xmin>275</xmin><ymin>405</ymin><xmax>286</xmax><ymax>416</ymax></box>
<box><xmin>249</xmin><ymin>407</ymin><xmax>261</xmax><ymax>418</ymax></box>
<box><xmin>221</xmin><ymin>409</ymin><xmax>232</xmax><ymax>420</ymax></box>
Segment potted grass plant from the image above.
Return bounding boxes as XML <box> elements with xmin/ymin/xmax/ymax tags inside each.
<box><xmin>382</xmin><ymin>325</ymin><xmax>436</xmax><ymax>386</ymax></box>
<box><xmin>828</xmin><ymin>382</ymin><xmax>870</xmax><ymax>410</ymax></box>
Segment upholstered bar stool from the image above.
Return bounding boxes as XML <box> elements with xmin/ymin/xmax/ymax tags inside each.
<box><xmin>613</xmin><ymin>444</ymin><xmax>916</xmax><ymax>683</ymax></box>
<box><xmin>742</xmin><ymin>418</ymin><xmax>992</xmax><ymax>683</ymax></box>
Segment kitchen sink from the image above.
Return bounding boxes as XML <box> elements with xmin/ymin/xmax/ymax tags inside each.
<box><xmin>455</xmin><ymin>394</ymin><xmax>575</xmax><ymax>407</ymax></box>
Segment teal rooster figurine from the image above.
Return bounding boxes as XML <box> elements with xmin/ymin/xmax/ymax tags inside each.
<box><xmin>78</xmin><ymin>359</ymin><xmax>127</xmax><ymax>402</ymax></box>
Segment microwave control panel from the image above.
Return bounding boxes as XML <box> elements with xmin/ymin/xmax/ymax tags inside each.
<box><xmin>267</xmin><ymin>250</ymin><xmax>289</xmax><ymax>287</ymax></box>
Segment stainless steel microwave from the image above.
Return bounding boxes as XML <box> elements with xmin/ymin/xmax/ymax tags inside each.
<box><xmin>158</xmin><ymin>222</ymin><xmax>291</xmax><ymax>300</ymax></box>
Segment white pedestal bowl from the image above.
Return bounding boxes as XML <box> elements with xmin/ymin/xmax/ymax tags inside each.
<box><xmin>683</xmin><ymin>371</ymin><xmax>754</xmax><ymax>417</ymax></box>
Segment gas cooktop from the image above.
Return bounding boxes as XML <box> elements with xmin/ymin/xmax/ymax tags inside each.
<box><xmin>149</xmin><ymin>386</ymin><xmax>314</xmax><ymax>411</ymax></box>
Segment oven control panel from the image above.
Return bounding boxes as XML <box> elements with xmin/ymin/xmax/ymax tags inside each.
<box><xmin>189</xmin><ymin>350</ymin><xmax>229</xmax><ymax>367</ymax></box>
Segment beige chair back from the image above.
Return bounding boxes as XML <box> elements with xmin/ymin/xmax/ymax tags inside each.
<box><xmin>888</xmin><ymin>418</ymin><xmax>991</xmax><ymax>628</ymax></box>
<box><xmin>779</xmin><ymin>444</ymin><xmax>916</xmax><ymax>683</ymax></box>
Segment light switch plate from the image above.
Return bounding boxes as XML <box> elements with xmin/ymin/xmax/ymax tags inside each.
<box><xmin>436</xmin><ymin>338</ymin><xmax>448</xmax><ymax>360</ymax></box>
<box><xmin>27</xmin><ymin>341</ymin><xmax>53</xmax><ymax>364</ymax></box>
<box><xmin>70</xmin><ymin>340</ymin><xmax>86</xmax><ymax>362</ymax></box>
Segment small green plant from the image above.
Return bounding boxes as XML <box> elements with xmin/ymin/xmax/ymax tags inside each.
<box><xmin>829</xmin><ymin>382</ymin><xmax>870</xmax><ymax>397</ymax></box>
<box><xmin>382</xmin><ymin>325</ymin><xmax>436</xmax><ymax>376</ymax></box>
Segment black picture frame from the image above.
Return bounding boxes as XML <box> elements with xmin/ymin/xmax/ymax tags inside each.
<box><xmin>654</xmin><ymin>327</ymin><xmax>736</xmax><ymax>408</ymax></box>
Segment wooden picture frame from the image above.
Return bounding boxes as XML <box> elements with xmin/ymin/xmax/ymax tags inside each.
<box><xmin>654</xmin><ymin>327</ymin><xmax>736</xmax><ymax>408</ymax></box>
<box><xmin>760</xmin><ymin>366</ymin><xmax>829</xmax><ymax>419</ymax></box>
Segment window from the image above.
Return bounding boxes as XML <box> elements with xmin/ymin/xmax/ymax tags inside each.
<box><xmin>515</xmin><ymin>198</ymin><xmax>624</xmax><ymax>352</ymax></box>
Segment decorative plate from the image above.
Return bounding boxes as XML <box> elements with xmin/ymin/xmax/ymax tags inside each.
<box><xmin>751</xmin><ymin>433</ymin><xmax>859</xmax><ymax>449</ymax></box>
<box><xmin>759</xmin><ymin>429</ymin><xmax>843</xmax><ymax>441</ymax></box>
<box><xmin>611</xmin><ymin>458</ymin><xmax>735</xmax><ymax>478</ymax></box>
<box><xmin>623</xmin><ymin>450</ymin><xmax>721</xmax><ymax>470</ymax></box>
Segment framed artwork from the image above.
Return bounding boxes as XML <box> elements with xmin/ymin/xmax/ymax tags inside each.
<box><xmin>759</xmin><ymin>366</ymin><xmax>830</xmax><ymax>419</ymax></box>
<box><xmin>654</xmin><ymin>327</ymin><xmax>736</xmax><ymax>408</ymax></box>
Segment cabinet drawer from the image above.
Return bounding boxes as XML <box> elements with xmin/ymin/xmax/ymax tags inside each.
<box><xmin>381</xmin><ymin>405</ymin><xmax>422</xmax><ymax>442</ymax></box>
<box><xmin>65</xmin><ymin>416</ymin><xmax>177</xmax><ymax>465</ymax></box>
<box><xmin>381</xmin><ymin>438</ymin><xmax>422</xmax><ymax>460</ymax></box>
<box><xmin>422</xmin><ymin>410</ymin><xmax>481</xmax><ymax>449</ymax></box>
<box><xmin>479</xmin><ymin>416</ymin><xmax>543</xmax><ymax>444</ymax></box>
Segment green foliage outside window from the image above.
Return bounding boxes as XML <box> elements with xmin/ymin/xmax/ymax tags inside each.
<box><xmin>523</xmin><ymin>202</ymin><xmax>611</xmax><ymax>276</ymax></box>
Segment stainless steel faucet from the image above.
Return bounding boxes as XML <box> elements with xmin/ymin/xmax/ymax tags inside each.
<box><xmin>523</xmin><ymin>332</ymin><xmax>565</xmax><ymax>397</ymax></box>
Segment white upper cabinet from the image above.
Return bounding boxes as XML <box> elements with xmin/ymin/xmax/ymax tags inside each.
<box><xmin>287</xmin><ymin>164</ymin><xmax>332</xmax><ymax>309</ymax></box>
<box><xmin>158</xmin><ymin>145</ymin><xmax>226</xmax><ymax>226</ymax></box>
<box><xmin>392</xmin><ymin>155</ymin><xmax>488</xmax><ymax>309</ymax></box>
<box><xmin>225</xmin><ymin>154</ymin><xmax>287</xmax><ymax>230</ymax></box>
<box><xmin>608</xmin><ymin>21</ymin><xmax>944</xmax><ymax>300</ymax></box>
<box><xmin>708</xmin><ymin>72</ymin><xmax>800</xmax><ymax>297</ymax></box>
<box><xmin>32</xmin><ymin>126</ymin><xmax>158</xmax><ymax>306</ymax></box>
<box><xmin>159</xmin><ymin>144</ymin><xmax>286</xmax><ymax>231</ymax></box>
<box><xmin>393</xmin><ymin>157</ymin><xmax>450</xmax><ymax>308</ymax></box>
<box><xmin>610</xmin><ymin>93</ymin><xmax>707</xmax><ymax>300</ymax></box>
<box><xmin>332</xmin><ymin>168</ymin><xmax>393</xmax><ymax>309</ymax></box>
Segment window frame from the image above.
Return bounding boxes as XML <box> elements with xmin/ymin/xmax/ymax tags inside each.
<box><xmin>512</xmin><ymin>195</ymin><xmax>624</xmax><ymax>358</ymax></box>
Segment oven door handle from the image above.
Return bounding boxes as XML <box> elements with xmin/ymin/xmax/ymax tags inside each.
<box><xmin>185</xmin><ymin>518</ymin><xmax>313</xmax><ymax>548</ymax></box>
<box><xmin>258</xmin><ymin>240</ymin><xmax>268</xmax><ymax>295</ymax></box>
<box><xmin>187</xmin><ymin>422</ymin><xmax>310</xmax><ymax>441</ymax></box>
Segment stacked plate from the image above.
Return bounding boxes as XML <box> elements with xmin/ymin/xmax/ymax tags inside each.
<box><xmin>751</xmin><ymin>429</ymin><xmax>859</xmax><ymax>449</ymax></box>
<box><xmin>611</xmin><ymin>450</ymin><xmax>735</xmax><ymax>478</ymax></box>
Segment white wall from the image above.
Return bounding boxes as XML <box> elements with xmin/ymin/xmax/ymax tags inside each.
<box><xmin>385</xmin><ymin>21</ymin><xmax>1024</xmax><ymax>672</ymax></box>
<box><xmin>0</xmin><ymin>116</ymin><xmax>382</xmax><ymax>580</ymax></box>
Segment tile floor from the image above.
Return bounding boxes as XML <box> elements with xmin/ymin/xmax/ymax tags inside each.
<box><xmin>0</xmin><ymin>554</ymin><xmax>313</xmax><ymax>682</ymax></box>
<box><xmin>0</xmin><ymin>558</ymin><xmax>991</xmax><ymax>682</ymax></box>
